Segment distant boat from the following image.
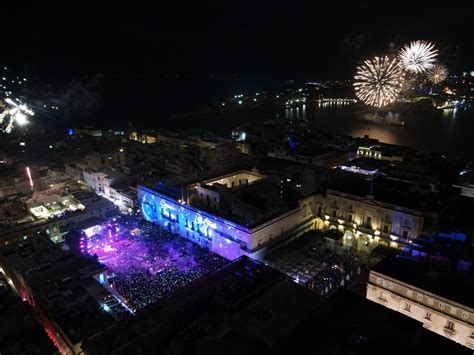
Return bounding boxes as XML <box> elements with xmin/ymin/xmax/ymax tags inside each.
<box><xmin>390</xmin><ymin>121</ymin><xmax>406</xmax><ymax>127</ymax></box>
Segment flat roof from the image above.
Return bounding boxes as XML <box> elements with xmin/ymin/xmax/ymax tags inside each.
<box><xmin>191</xmin><ymin>179</ymin><xmax>297</xmax><ymax>228</ymax></box>
<box><xmin>83</xmin><ymin>256</ymin><xmax>325</xmax><ymax>353</ymax></box>
<box><xmin>372</xmin><ymin>256</ymin><xmax>474</xmax><ymax>308</ymax></box>
<box><xmin>200</xmin><ymin>169</ymin><xmax>265</xmax><ymax>186</ymax></box>
<box><xmin>339</xmin><ymin>157</ymin><xmax>390</xmax><ymax>171</ymax></box>
<box><xmin>0</xmin><ymin>235</ymin><xmax>114</xmax><ymax>344</ymax></box>
<box><xmin>279</xmin><ymin>289</ymin><xmax>470</xmax><ymax>355</ymax></box>
<box><xmin>439</xmin><ymin>196</ymin><xmax>474</xmax><ymax>230</ymax></box>
<box><xmin>327</xmin><ymin>176</ymin><xmax>438</xmax><ymax>212</ymax></box>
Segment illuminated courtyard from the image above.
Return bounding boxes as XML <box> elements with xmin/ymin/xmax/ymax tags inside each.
<box><xmin>82</xmin><ymin>217</ymin><xmax>229</xmax><ymax>310</ymax></box>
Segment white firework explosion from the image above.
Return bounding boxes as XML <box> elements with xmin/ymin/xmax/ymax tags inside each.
<box><xmin>0</xmin><ymin>97</ymin><xmax>35</xmax><ymax>133</ymax></box>
<box><xmin>354</xmin><ymin>56</ymin><xmax>404</xmax><ymax>108</ymax></box>
<box><xmin>398</xmin><ymin>40</ymin><xmax>438</xmax><ymax>73</ymax></box>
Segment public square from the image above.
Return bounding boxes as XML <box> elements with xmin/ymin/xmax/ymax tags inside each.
<box><xmin>84</xmin><ymin>217</ymin><xmax>229</xmax><ymax>310</ymax></box>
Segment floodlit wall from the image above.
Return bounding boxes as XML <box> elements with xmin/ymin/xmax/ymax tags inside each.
<box><xmin>138</xmin><ymin>186</ymin><xmax>316</xmax><ymax>260</ymax></box>
<box><xmin>367</xmin><ymin>271</ymin><xmax>474</xmax><ymax>349</ymax></box>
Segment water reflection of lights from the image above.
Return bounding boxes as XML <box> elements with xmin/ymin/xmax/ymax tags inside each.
<box><xmin>442</xmin><ymin>107</ymin><xmax>457</xmax><ymax>118</ymax></box>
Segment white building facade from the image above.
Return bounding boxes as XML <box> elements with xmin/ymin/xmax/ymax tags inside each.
<box><xmin>313</xmin><ymin>189</ymin><xmax>424</xmax><ymax>252</ymax></box>
<box><xmin>367</xmin><ymin>270</ymin><xmax>474</xmax><ymax>349</ymax></box>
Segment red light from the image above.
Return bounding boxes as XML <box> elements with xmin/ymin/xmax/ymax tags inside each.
<box><xmin>26</xmin><ymin>166</ymin><xmax>34</xmax><ymax>188</ymax></box>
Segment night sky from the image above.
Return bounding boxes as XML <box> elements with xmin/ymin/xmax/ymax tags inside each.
<box><xmin>2</xmin><ymin>2</ymin><xmax>473</xmax><ymax>126</ymax></box>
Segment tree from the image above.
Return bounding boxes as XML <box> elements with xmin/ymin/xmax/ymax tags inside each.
<box><xmin>324</xmin><ymin>229</ymin><xmax>343</xmax><ymax>241</ymax></box>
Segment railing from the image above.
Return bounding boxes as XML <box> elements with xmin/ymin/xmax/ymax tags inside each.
<box><xmin>357</xmin><ymin>225</ymin><xmax>374</xmax><ymax>235</ymax></box>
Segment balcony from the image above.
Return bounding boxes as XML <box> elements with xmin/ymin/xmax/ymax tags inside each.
<box><xmin>443</xmin><ymin>327</ymin><xmax>456</xmax><ymax>337</ymax></box>
<box><xmin>326</xmin><ymin>216</ymin><xmax>353</xmax><ymax>229</ymax></box>
<box><xmin>357</xmin><ymin>225</ymin><xmax>374</xmax><ymax>235</ymax></box>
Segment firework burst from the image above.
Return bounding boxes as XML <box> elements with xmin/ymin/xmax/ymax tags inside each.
<box><xmin>428</xmin><ymin>64</ymin><xmax>448</xmax><ymax>84</ymax></box>
<box><xmin>354</xmin><ymin>56</ymin><xmax>404</xmax><ymax>108</ymax></box>
<box><xmin>0</xmin><ymin>97</ymin><xmax>35</xmax><ymax>133</ymax></box>
<box><xmin>399</xmin><ymin>40</ymin><xmax>438</xmax><ymax>73</ymax></box>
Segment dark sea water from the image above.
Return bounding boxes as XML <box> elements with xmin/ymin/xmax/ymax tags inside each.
<box><xmin>290</xmin><ymin>103</ymin><xmax>474</xmax><ymax>156</ymax></box>
<box><xmin>171</xmin><ymin>101</ymin><xmax>474</xmax><ymax>157</ymax></box>
<box><xmin>91</xmin><ymin>76</ymin><xmax>474</xmax><ymax>157</ymax></box>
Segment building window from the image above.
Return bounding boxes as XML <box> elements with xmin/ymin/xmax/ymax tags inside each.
<box><xmin>450</xmin><ymin>307</ymin><xmax>457</xmax><ymax>314</ymax></box>
<box><xmin>425</xmin><ymin>312</ymin><xmax>432</xmax><ymax>321</ymax></box>
<box><xmin>417</xmin><ymin>294</ymin><xmax>423</xmax><ymax>301</ymax></box>
<box><xmin>347</xmin><ymin>214</ymin><xmax>353</xmax><ymax>222</ymax></box>
<box><xmin>402</xmin><ymin>230</ymin><xmax>409</xmax><ymax>239</ymax></box>
<box><xmin>439</xmin><ymin>303</ymin><xmax>446</xmax><ymax>310</ymax></box>
<box><xmin>462</xmin><ymin>312</ymin><xmax>469</xmax><ymax>319</ymax></box>
<box><xmin>407</xmin><ymin>290</ymin><xmax>413</xmax><ymax>297</ymax></box>
<box><xmin>404</xmin><ymin>303</ymin><xmax>411</xmax><ymax>312</ymax></box>
<box><xmin>366</xmin><ymin>216</ymin><xmax>372</xmax><ymax>226</ymax></box>
<box><xmin>383</xmin><ymin>225</ymin><xmax>389</xmax><ymax>233</ymax></box>
<box><xmin>332</xmin><ymin>210</ymin><xmax>337</xmax><ymax>218</ymax></box>
<box><xmin>427</xmin><ymin>298</ymin><xmax>433</xmax><ymax>305</ymax></box>
<box><xmin>445</xmin><ymin>321</ymin><xmax>455</xmax><ymax>331</ymax></box>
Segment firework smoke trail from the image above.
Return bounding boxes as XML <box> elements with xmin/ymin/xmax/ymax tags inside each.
<box><xmin>353</xmin><ymin>56</ymin><xmax>404</xmax><ymax>108</ymax></box>
<box><xmin>399</xmin><ymin>40</ymin><xmax>438</xmax><ymax>73</ymax></box>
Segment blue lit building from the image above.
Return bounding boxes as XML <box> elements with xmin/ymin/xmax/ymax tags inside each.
<box><xmin>138</xmin><ymin>170</ymin><xmax>316</xmax><ymax>260</ymax></box>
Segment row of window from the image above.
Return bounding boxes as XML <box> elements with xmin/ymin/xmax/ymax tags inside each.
<box><xmin>404</xmin><ymin>303</ymin><xmax>456</xmax><ymax>331</ymax></box>
<box><xmin>329</xmin><ymin>204</ymin><xmax>413</xmax><ymax>227</ymax></box>
<box><xmin>405</xmin><ymin>290</ymin><xmax>470</xmax><ymax>319</ymax></box>
<box><xmin>376</xmin><ymin>278</ymin><xmax>471</xmax><ymax>320</ymax></box>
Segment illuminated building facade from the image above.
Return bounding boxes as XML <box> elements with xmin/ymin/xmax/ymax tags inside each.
<box><xmin>357</xmin><ymin>145</ymin><xmax>406</xmax><ymax>162</ymax></box>
<box><xmin>354</xmin><ymin>137</ymin><xmax>409</xmax><ymax>162</ymax></box>
<box><xmin>313</xmin><ymin>188</ymin><xmax>424</xmax><ymax>252</ymax></box>
<box><xmin>82</xmin><ymin>168</ymin><xmax>132</xmax><ymax>213</ymax></box>
<box><xmin>138</xmin><ymin>183</ymin><xmax>315</xmax><ymax>260</ymax></box>
<box><xmin>367</xmin><ymin>259</ymin><xmax>474</xmax><ymax>349</ymax></box>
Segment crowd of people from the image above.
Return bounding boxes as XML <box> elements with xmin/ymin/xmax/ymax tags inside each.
<box><xmin>88</xmin><ymin>216</ymin><xmax>229</xmax><ymax>310</ymax></box>
<box><xmin>278</xmin><ymin>237</ymin><xmax>362</xmax><ymax>297</ymax></box>
<box><xmin>306</xmin><ymin>244</ymin><xmax>361</xmax><ymax>295</ymax></box>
